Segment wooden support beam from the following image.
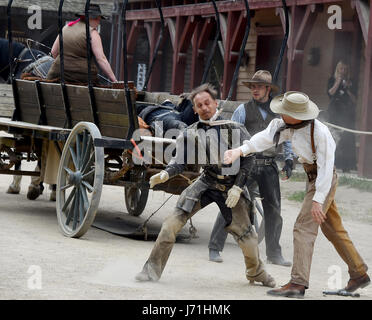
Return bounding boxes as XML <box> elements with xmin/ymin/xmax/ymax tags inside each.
<box><xmin>120</xmin><ymin>20</ymin><xmax>143</xmax><ymax>81</ymax></box>
<box><xmin>357</xmin><ymin>0</ymin><xmax>372</xmax><ymax>177</ymax></box>
<box><xmin>351</xmin><ymin>0</ymin><xmax>370</xmax><ymax>44</ymax></box>
<box><xmin>285</xmin><ymin>5</ymin><xmax>319</xmax><ymax>91</ymax></box>
<box><xmin>178</xmin><ymin>15</ymin><xmax>200</xmax><ymax>62</ymax></box>
<box><xmin>170</xmin><ymin>15</ymin><xmax>199</xmax><ymax>94</ymax></box>
<box><xmin>222</xmin><ymin>10</ymin><xmax>244</xmax><ymax>99</ymax></box>
<box><xmin>197</xmin><ymin>17</ymin><xmax>214</xmax><ymax>51</ymax></box>
<box><xmin>125</xmin><ymin>0</ymin><xmax>341</xmax><ymax>21</ymax></box>
<box><xmin>127</xmin><ymin>20</ymin><xmax>144</xmax><ymax>54</ymax></box>
<box><xmin>191</xmin><ymin>19</ymin><xmax>214</xmax><ymax>88</ymax></box>
<box><xmin>147</xmin><ymin>22</ymin><xmax>164</xmax><ymax>92</ymax></box>
<box><xmin>170</xmin><ymin>16</ymin><xmax>187</xmax><ymax>94</ymax></box>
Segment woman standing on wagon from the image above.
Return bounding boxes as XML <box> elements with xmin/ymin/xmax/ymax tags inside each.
<box><xmin>47</xmin><ymin>4</ymin><xmax>117</xmax><ymax>84</ymax></box>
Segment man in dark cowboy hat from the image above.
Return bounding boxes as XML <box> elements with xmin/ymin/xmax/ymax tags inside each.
<box><xmin>224</xmin><ymin>91</ymin><xmax>370</xmax><ymax>298</ymax></box>
<box><xmin>47</xmin><ymin>3</ymin><xmax>117</xmax><ymax>84</ymax></box>
<box><xmin>208</xmin><ymin>70</ymin><xmax>293</xmax><ymax>267</ymax></box>
<box><xmin>135</xmin><ymin>83</ymin><xmax>276</xmax><ymax>288</ymax></box>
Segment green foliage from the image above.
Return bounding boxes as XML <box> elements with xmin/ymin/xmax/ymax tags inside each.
<box><xmin>337</xmin><ymin>176</ymin><xmax>372</xmax><ymax>193</ymax></box>
<box><xmin>288</xmin><ymin>190</ymin><xmax>306</xmax><ymax>202</ymax></box>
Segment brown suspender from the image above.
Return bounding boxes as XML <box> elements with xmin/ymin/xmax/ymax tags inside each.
<box><xmin>310</xmin><ymin>120</ymin><xmax>317</xmax><ymax>163</ymax></box>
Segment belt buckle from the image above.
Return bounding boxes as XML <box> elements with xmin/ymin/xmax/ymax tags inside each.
<box><xmin>216</xmin><ymin>184</ymin><xmax>226</xmax><ymax>192</ymax></box>
<box><xmin>264</xmin><ymin>159</ymin><xmax>271</xmax><ymax>165</ymax></box>
<box><xmin>217</xmin><ymin>174</ymin><xmax>225</xmax><ymax>180</ymax></box>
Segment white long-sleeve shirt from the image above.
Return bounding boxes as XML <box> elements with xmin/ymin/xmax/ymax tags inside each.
<box><xmin>239</xmin><ymin>118</ymin><xmax>336</xmax><ymax>204</ymax></box>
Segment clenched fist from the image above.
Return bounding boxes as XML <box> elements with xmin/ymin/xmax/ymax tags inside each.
<box><xmin>150</xmin><ymin>170</ymin><xmax>169</xmax><ymax>188</ymax></box>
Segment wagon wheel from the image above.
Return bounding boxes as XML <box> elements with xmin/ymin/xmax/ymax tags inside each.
<box><xmin>124</xmin><ymin>185</ymin><xmax>149</xmax><ymax>216</ymax></box>
<box><xmin>56</xmin><ymin>122</ymin><xmax>104</xmax><ymax>238</ymax></box>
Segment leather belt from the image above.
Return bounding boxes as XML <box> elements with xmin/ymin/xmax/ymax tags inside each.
<box><xmin>205</xmin><ymin>170</ymin><xmax>230</xmax><ymax>180</ymax></box>
<box><xmin>255</xmin><ymin>158</ymin><xmax>274</xmax><ymax>166</ymax></box>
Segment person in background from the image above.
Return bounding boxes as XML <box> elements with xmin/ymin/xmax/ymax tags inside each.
<box><xmin>327</xmin><ymin>61</ymin><xmax>357</xmax><ymax>172</ymax></box>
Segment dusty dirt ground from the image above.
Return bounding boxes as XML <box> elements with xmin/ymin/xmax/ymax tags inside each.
<box><xmin>0</xmin><ymin>161</ymin><xmax>371</xmax><ymax>301</ymax></box>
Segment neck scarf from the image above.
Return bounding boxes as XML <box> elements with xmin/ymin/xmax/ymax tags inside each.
<box><xmin>273</xmin><ymin>119</ymin><xmax>313</xmax><ymax>147</ymax></box>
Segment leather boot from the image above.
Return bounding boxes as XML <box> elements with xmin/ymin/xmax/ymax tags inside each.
<box><xmin>209</xmin><ymin>249</ymin><xmax>223</xmax><ymax>263</ymax></box>
<box><xmin>343</xmin><ymin>274</ymin><xmax>370</xmax><ymax>292</ymax></box>
<box><xmin>267</xmin><ymin>282</ymin><xmax>305</xmax><ymax>299</ymax></box>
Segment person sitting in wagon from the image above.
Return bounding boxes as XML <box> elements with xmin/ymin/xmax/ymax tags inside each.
<box><xmin>47</xmin><ymin>4</ymin><xmax>117</xmax><ymax>84</ymax></box>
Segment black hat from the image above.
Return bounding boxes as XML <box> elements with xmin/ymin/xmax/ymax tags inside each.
<box><xmin>76</xmin><ymin>4</ymin><xmax>107</xmax><ymax>20</ymax></box>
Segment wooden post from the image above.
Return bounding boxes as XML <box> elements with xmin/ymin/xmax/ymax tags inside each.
<box><xmin>357</xmin><ymin>1</ymin><xmax>372</xmax><ymax>178</ymax></box>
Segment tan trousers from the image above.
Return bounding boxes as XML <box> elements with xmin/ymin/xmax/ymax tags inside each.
<box><xmin>140</xmin><ymin>193</ymin><xmax>270</xmax><ymax>282</ymax></box>
<box><xmin>291</xmin><ymin>168</ymin><xmax>368</xmax><ymax>287</ymax></box>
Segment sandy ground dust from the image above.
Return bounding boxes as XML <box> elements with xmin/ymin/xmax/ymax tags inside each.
<box><xmin>0</xmin><ymin>161</ymin><xmax>371</xmax><ymax>301</ymax></box>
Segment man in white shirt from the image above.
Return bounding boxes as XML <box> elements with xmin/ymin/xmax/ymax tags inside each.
<box><xmin>224</xmin><ymin>91</ymin><xmax>369</xmax><ymax>298</ymax></box>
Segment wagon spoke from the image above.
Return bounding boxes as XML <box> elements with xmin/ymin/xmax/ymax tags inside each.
<box><xmin>81</xmin><ymin>137</ymin><xmax>93</xmax><ymax>172</ymax></box>
<box><xmin>72</xmin><ymin>188</ymin><xmax>80</xmax><ymax>230</ymax></box>
<box><xmin>82</xmin><ymin>180</ymin><xmax>94</xmax><ymax>193</ymax></box>
<box><xmin>65</xmin><ymin>194</ymin><xmax>76</xmax><ymax>226</ymax></box>
<box><xmin>82</xmin><ymin>169</ymin><xmax>95</xmax><ymax>180</ymax></box>
<box><xmin>60</xmin><ymin>183</ymin><xmax>72</xmax><ymax>191</ymax></box>
<box><xmin>78</xmin><ymin>187</ymin><xmax>85</xmax><ymax>224</ymax></box>
<box><xmin>69</xmin><ymin>145</ymin><xmax>79</xmax><ymax>170</ymax></box>
<box><xmin>76</xmin><ymin>133</ymin><xmax>81</xmax><ymax>170</ymax></box>
<box><xmin>81</xmin><ymin>151</ymin><xmax>94</xmax><ymax>175</ymax></box>
<box><xmin>64</xmin><ymin>166</ymin><xmax>74</xmax><ymax>176</ymax></box>
<box><xmin>80</xmin><ymin>131</ymin><xmax>88</xmax><ymax>168</ymax></box>
<box><xmin>81</xmin><ymin>185</ymin><xmax>89</xmax><ymax>212</ymax></box>
<box><xmin>62</xmin><ymin>187</ymin><xmax>76</xmax><ymax>212</ymax></box>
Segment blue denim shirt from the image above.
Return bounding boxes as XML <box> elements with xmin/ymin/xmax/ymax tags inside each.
<box><xmin>232</xmin><ymin>103</ymin><xmax>294</xmax><ymax>161</ymax></box>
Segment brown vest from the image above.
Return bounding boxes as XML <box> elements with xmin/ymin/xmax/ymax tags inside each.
<box><xmin>243</xmin><ymin>99</ymin><xmax>278</xmax><ymax>157</ymax></box>
<box><xmin>47</xmin><ymin>21</ymin><xmax>98</xmax><ymax>84</ymax></box>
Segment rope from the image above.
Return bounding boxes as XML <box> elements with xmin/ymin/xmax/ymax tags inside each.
<box><xmin>137</xmin><ymin>150</ymin><xmax>198</xmax><ymax>240</ymax></box>
<box><xmin>324</xmin><ymin>121</ymin><xmax>372</xmax><ymax>135</ymax></box>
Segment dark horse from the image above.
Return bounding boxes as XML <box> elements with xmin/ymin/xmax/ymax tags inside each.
<box><xmin>0</xmin><ymin>38</ymin><xmax>53</xmax><ymax>82</ymax></box>
<box><xmin>0</xmin><ymin>38</ymin><xmax>55</xmax><ymax>200</ymax></box>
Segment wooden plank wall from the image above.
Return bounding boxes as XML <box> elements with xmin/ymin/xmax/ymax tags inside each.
<box><xmin>0</xmin><ymin>84</ymin><xmax>15</xmax><ymax>118</ymax></box>
<box><xmin>13</xmin><ymin>80</ymin><xmax>135</xmax><ymax>139</ymax></box>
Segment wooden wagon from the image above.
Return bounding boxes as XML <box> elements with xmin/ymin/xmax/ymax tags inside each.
<box><xmin>1</xmin><ymin>0</ymin><xmax>289</xmax><ymax>241</ymax></box>
<box><xmin>0</xmin><ymin>78</ymin><xmax>245</xmax><ymax>238</ymax></box>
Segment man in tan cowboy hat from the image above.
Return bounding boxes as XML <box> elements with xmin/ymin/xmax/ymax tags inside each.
<box><xmin>208</xmin><ymin>70</ymin><xmax>293</xmax><ymax>267</ymax></box>
<box><xmin>224</xmin><ymin>91</ymin><xmax>370</xmax><ymax>298</ymax></box>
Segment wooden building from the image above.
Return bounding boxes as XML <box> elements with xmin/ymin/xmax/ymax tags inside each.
<box><xmin>114</xmin><ymin>0</ymin><xmax>372</xmax><ymax>178</ymax></box>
